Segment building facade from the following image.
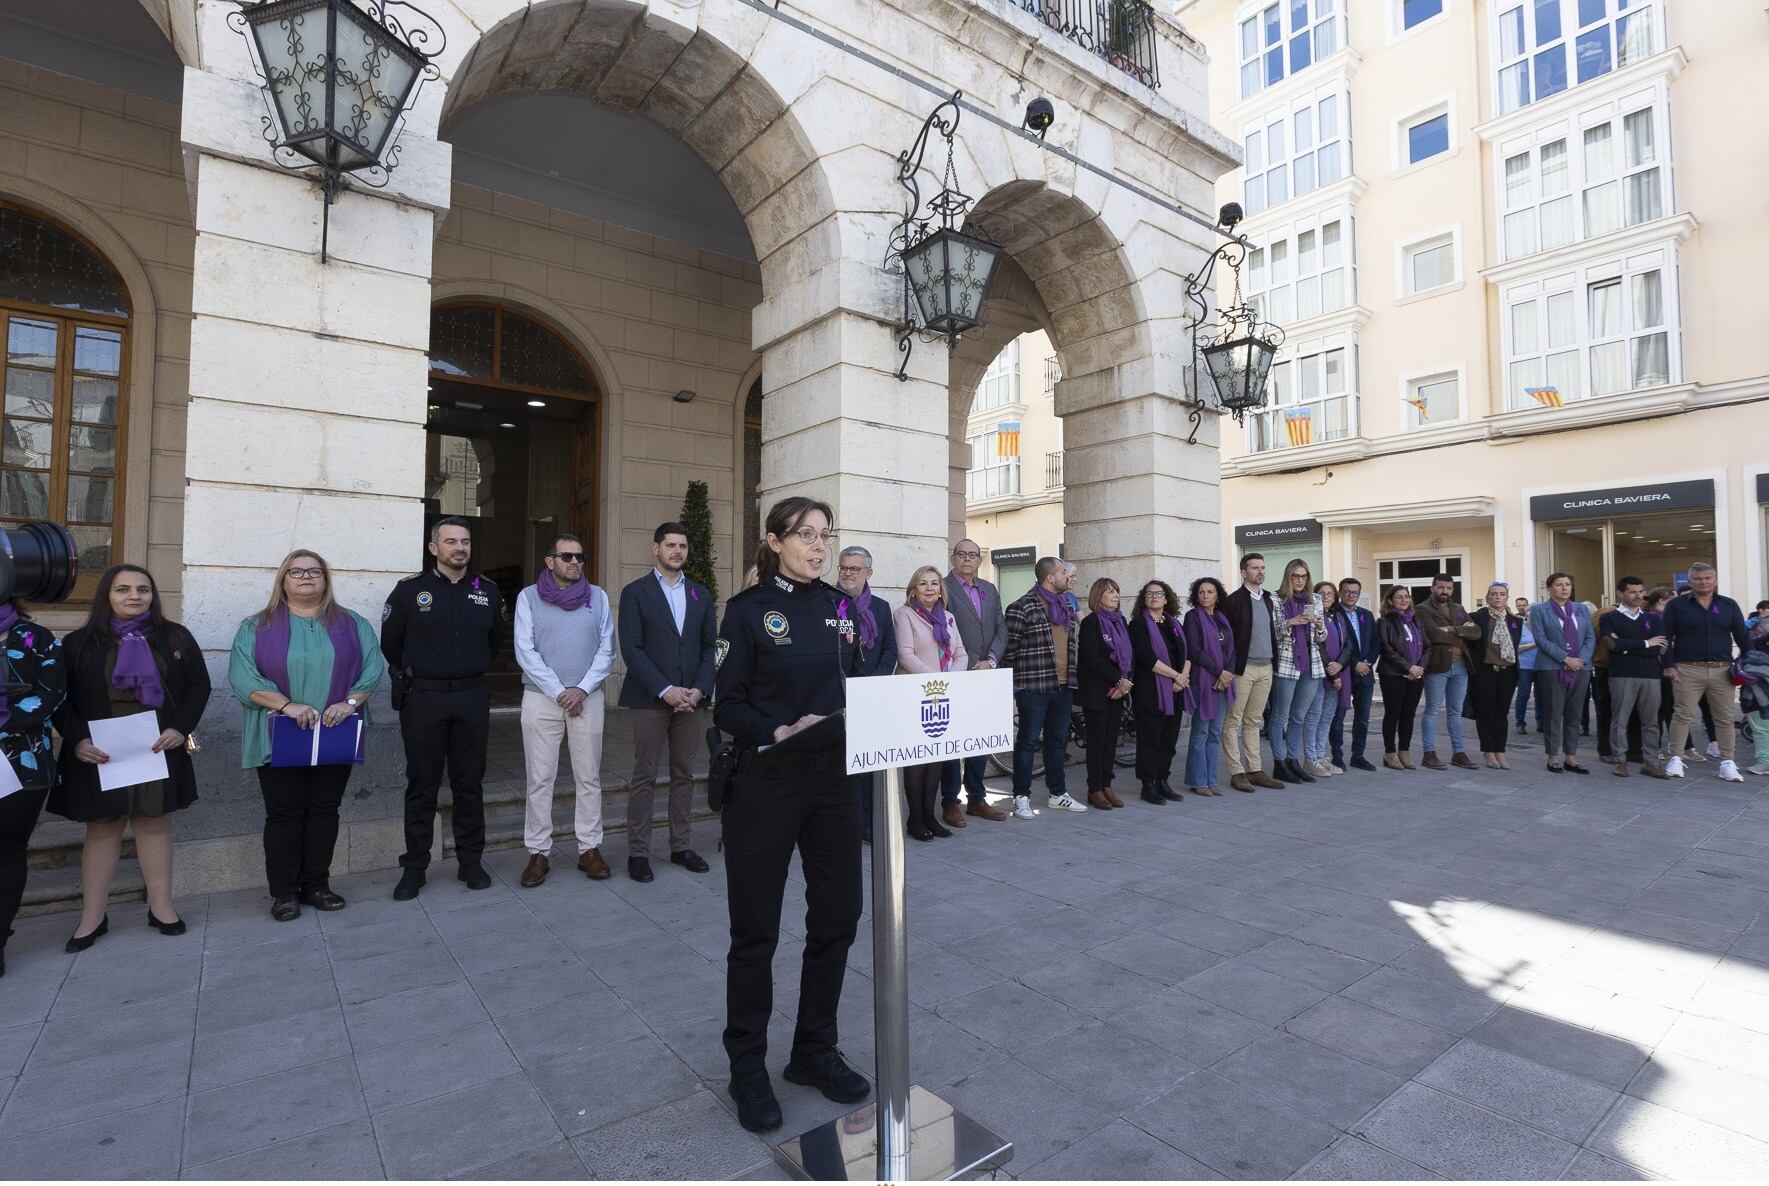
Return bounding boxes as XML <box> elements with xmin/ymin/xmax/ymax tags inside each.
<box><xmin>1180</xmin><ymin>0</ymin><xmax>1769</xmax><ymax>607</ymax></box>
<box><xmin>2</xmin><ymin>0</ymin><xmax>1239</xmax><ymax>891</ymax></box>
<box><xmin>961</xmin><ymin>330</ymin><xmax>1066</xmax><ymax>602</ymax></box>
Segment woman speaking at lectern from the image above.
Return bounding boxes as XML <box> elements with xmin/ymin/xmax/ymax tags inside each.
<box><xmin>714</xmin><ymin>496</ymin><xmax>869</xmax><ymax>1134</ymax></box>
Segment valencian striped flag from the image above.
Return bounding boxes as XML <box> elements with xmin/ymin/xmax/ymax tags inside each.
<box><xmin>1283</xmin><ymin>412</ymin><xmax>1313</xmax><ymax>447</ymax></box>
<box><xmin>1526</xmin><ymin>386</ymin><xmax>1563</xmax><ymax>408</ymax></box>
<box><xmin>995</xmin><ymin>421</ymin><xmax>1021</xmax><ymax>457</ymax></box>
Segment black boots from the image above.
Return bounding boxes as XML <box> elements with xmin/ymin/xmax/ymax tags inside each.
<box><xmin>1139</xmin><ymin>780</ymin><xmax>1166</xmax><ymax>805</ymax></box>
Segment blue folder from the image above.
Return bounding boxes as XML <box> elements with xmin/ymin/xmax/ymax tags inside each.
<box><xmin>269</xmin><ymin>714</ymin><xmax>365</xmax><ymax>767</ymax></box>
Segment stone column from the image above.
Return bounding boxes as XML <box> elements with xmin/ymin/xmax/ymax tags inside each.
<box><xmin>177</xmin><ymin>67</ymin><xmax>451</xmax><ymax>653</ymax></box>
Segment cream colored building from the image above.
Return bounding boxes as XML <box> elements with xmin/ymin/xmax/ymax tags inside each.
<box><xmin>1178</xmin><ymin>0</ymin><xmax>1769</xmax><ymax>608</ymax></box>
<box><xmin>961</xmin><ymin>330</ymin><xmax>1066</xmax><ymax>602</ymax></box>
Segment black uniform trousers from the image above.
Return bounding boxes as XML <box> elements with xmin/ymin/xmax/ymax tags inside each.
<box><xmin>257</xmin><ymin>765</ymin><xmax>353</xmax><ymax>898</ymax></box>
<box><xmin>1083</xmin><ymin>703</ymin><xmax>1122</xmax><ymax>791</ymax></box>
<box><xmin>0</xmin><ymin>782</ymin><xmax>48</xmax><ymax>948</ymax></box>
<box><xmin>1134</xmin><ymin>707</ymin><xmax>1182</xmax><ymax>783</ymax></box>
<box><xmin>399</xmin><ymin>685</ymin><xmax>490</xmax><ymax>869</ymax></box>
<box><xmin>723</xmin><ymin>745</ymin><xmax>861</xmax><ymax>1077</ymax></box>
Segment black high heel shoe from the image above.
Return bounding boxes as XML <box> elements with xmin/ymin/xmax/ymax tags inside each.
<box><xmin>147</xmin><ymin>910</ymin><xmax>186</xmax><ymax>936</ymax></box>
<box><xmin>66</xmin><ymin>915</ymin><xmax>109</xmax><ymax>953</ymax></box>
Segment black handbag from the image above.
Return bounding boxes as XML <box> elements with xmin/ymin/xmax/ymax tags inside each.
<box><xmin>705</xmin><ymin>725</ymin><xmax>736</xmax><ymax>812</ymax></box>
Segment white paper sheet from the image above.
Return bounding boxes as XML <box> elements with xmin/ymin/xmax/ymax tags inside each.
<box><xmin>89</xmin><ymin>710</ymin><xmax>170</xmax><ymax>792</ymax></box>
<box><xmin>0</xmin><ymin>757</ymin><xmax>21</xmax><ymax>800</ymax></box>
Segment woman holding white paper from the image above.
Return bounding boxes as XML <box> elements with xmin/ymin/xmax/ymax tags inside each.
<box><xmin>229</xmin><ymin>550</ymin><xmax>385</xmax><ymax>921</ymax></box>
<box><xmin>51</xmin><ymin>565</ymin><xmax>210</xmax><ymax>951</ymax></box>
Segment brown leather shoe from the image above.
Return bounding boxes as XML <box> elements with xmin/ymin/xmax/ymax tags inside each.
<box><xmin>577</xmin><ymin>848</ymin><xmax>611</xmax><ymax>880</ymax></box>
<box><xmin>965</xmin><ymin>801</ymin><xmax>1008</xmax><ymax>822</ymax></box>
<box><xmin>1422</xmin><ymin>752</ymin><xmax>1447</xmax><ymax>770</ymax></box>
<box><xmin>1103</xmin><ymin>788</ymin><xmax>1125</xmax><ymax>807</ymax></box>
<box><xmin>1088</xmin><ymin>790</ymin><xmax>1113</xmax><ymax>810</ymax></box>
<box><xmin>1641</xmin><ymin>762</ymin><xmax>1668</xmax><ymax>779</ymax></box>
<box><xmin>1249</xmin><ymin>770</ymin><xmax>1284</xmax><ymax>789</ymax></box>
<box><xmin>941</xmin><ymin>802</ymin><xmax>967</xmax><ymax>829</ymax></box>
<box><xmin>1452</xmin><ymin>752</ymin><xmax>1477</xmax><ymax>770</ymax></box>
<box><xmin>1613</xmin><ymin>762</ymin><xmax>1630</xmax><ymax>777</ymax></box>
<box><xmin>1229</xmin><ymin>773</ymin><xmax>1256</xmax><ymax>793</ymax></box>
<box><xmin>519</xmin><ymin>854</ymin><xmax>549</xmax><ymax>888</ymax></box>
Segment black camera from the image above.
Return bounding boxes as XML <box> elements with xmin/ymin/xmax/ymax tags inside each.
<box><xmin>0</xmin><ymin>521</ymin><xmax>80</xmax><ymax>603</ymax></box>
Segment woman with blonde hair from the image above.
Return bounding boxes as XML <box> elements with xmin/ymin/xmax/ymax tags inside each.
<box><xmin>1269</xmin><ymin>558</ymin><xmax>1327</xmax><ymax>783</ymax></box>
<box><xmin>893</xmin><ymin>565</ymin><xmax>969</xmax><ymax>839</ymax></box>
<box><xmin>228</xmin><ymin>550</ymin><xmax>386</xmax><ymax>920</ymax></box>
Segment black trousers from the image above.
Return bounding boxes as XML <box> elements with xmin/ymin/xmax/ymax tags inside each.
<box><xmin>1468</xmin><ymin>663</ymin><xmax>1519</xmax><ymax>754</ymax></box>
<box><xmin>257</xmin><ymin>764</ymin><xmax>353</xmax><ymax>898</ymax></box>
<box><xmin>1592</xmin><ymin>669</ymin><xmax>1612</xmax><ymax>755</ymax></box>
<box><xmin>0</xmin><ymin>782</ymin><xmax>48</xmax><ymax>948</ymax></box>
<box><xmin>1379</xmin><ymin>673</ymin><xmax>1424</xmax><ymax>753</ymax></box>
<box><xmin>902</xmin><ymin>763</ymin><xmax>942</xmax><ymax>835</ymax></box>
<box><xmin>1134</xmin><ymin>707</ymin><xmax>1182</xmax><ymax>782</ymax></box>
<box><xmin>399</xmin><ymin>685</ymin><xmax>490</xmax><ymax>869</ymax></box>
<box><xmin>1084</xmin><ymin>703</ymin><xmax>1123</xmax><ymax>790</ymax></box>
<box><xmin>722</xmin><ymin>746</ymin><xmax>861</xmax><ymax>1077</ymax></box>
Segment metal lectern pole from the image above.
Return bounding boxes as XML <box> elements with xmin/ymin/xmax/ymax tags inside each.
<box><xmin>872</xmin><ymin>765</ymin><xmax>911</xmax><ymax>1183</ymax></box>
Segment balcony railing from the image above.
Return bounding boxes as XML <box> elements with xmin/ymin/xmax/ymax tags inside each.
<box><xmin>1046</xmin><ymin>451</ymin><xmax>1064</xmax><ymax>487</ymax></box>
<box><xmin>1044</xmin><ymin>356</ymin><xmax>1061</xmax><ymax>396</ymax></box>
<box><xmin>1012</xmin><ymin>0</ymin><xmax>1161</xmax><ymax>89</ymax></box>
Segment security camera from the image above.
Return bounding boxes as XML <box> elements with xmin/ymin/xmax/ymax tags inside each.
<box><xmin>1024</xmin><ymin>97</ymin><xmax>1055</xmax><ymax>138</ymax></box>
<box><xmin>1218</xmin><ymin>202</ymin><xmax>1244</xmax><ymax>231</ymax></box>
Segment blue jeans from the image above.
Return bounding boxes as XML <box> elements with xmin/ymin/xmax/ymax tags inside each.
<box><xmin>1422</xmin><ymin>662</ymin><xmax>1470</xmax><ymax>754</ymax></box>
<box><xmin>1012</xmin><ymin>688</ymin><xmax>1072</xmax><ymax>798</ymax></box>
<box><xmin>1184</xmin><ymin>714</ymin><xmax>1224</xmax><ymax>787</ymax></box>
<box><xmin>1331</xmin><ymin>669</ymin><xmax>1375</xmax><ymax>763</ymax></box>
<box><xmin>1513</xmin><ymin>668</ymin><xmax>1545</xmax><ymax>729</ymax></box>
<box><xmin>941</xmin><ymin>754</ymin><xmax>989</xmax><ymax>806</ymax></box>
<box><xmin>1268</xmin><ymin>676</ymin><xmax>1321</xmax><ymax>761</ymax></box>
<box><xmin>1304</xmin><ymin>680</ymin><xmax>1340</xmax><ymax>761</ymax></box>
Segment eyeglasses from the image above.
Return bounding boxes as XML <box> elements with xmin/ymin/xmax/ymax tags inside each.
<box><xmin>837</xmin><ymin>565</ymin><xmax>869</xmax><ymax>576</ymax></box>
<box><xmin>286</xmin><ymin>567</ymin><xmax>325</xmax><ymax>580</ymax></box>
<box><xmin>785</xmin><ymin>528</ymin><xmax>839</xmax><ymax>546</ymax></box>
<box><xmin>952</xmin><ymin>550</ymin><xmax>981</xmax><ymax>560</ymax></box>
<box><xmin>1144</xmin><ymin>590</ymin><xmax>1166</xmax><ymax>599</ymax></box>
<box><xmin>549</xmin><ymin>552</ymin><xmax>585</xmax><ymax>563</ymax></box>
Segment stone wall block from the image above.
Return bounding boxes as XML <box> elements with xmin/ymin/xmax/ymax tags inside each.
<box><xmin>183</xmin><ymin>400</ymin><xmax>425</xmax><ymax>495</ymax></box>
<box><xmin>187</xmin><ymin>318</ymin><xmax>425</xmax><ymax>423</ymax></box>
<box><xmin>182</xmin><ymin>486</ymin><xmax>422</xmax><ymax>573</ymax></box>
<box><xmin>190</xmin><ymin>234</ymin><xmax>432</xmax><ymax>351</ymax></box>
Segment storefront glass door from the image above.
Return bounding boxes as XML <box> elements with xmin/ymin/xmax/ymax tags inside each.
<box><xmin>1546</xmin><ymin>508</ymin><xmax>1716</xmax><ymax>603</ymax></box>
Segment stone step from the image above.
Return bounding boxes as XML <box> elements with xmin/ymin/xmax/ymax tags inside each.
<box><xmin>20</xmin><ymin>861</ymin><xmax>147</xmax><ymax>916</ymax></box>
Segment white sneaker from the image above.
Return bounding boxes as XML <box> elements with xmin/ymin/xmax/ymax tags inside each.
<box><xmin>1748</xmin><ymin>764</ymin><xmax>1769</xmax><ymax>777</ymax></box>
<box><xmin>1311</xmin><ymin>759</ymin><xmax>1335</xmax><ymax>777</ymax></box>
<box><xmin>1012</xmin><ymin>795</ymin><xmax>1034</xmax><ymax>820</ymax></box>
<box><xmin>1719</xmin><ymin>760</ymin><xmax>1745</xmax><ymax>783</ymax></box>
<box><xmin>1048</xmin><ymin>793</ymin><xmax>1088</xmax><ymax>812</ymax></box>
<box><xmin>1664</xmin><ymin>755</ymin><xmax>1686</xmax><ymax>778</ymax></box>
<box><xmin>1708</xmin><ymin>741</ymin><xmax>1722</xmax><ymax>758</ymax></box>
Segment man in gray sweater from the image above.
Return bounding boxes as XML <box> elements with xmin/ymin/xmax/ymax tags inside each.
<box><xmin>513</xmin><ymin>533</ymin><xmax>616</xmax><ymax>886</ymax></box>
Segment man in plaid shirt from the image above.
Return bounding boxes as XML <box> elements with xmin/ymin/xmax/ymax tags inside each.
<box><xmin>1002</xmin><ymin>557</ymin><xmax>1087</xmax><ymax>818</ymax></box>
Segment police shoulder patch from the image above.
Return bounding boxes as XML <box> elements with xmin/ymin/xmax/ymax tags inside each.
<box><xmin>716</xmin><ymin>638</ymin><xmax>730</xmax><ymax>669</ymax></box>
<box><xmin>381</xmin><ymin>603</ymin><xmax>393</xmax><ymax>622</ymax></box>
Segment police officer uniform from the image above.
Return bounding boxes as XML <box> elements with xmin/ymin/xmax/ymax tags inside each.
<box><xmin>714</xmin><ymin>569</ymin><xmax>870</xmax><ymax>1131</ymax></box>
<box><xmin>381</xmin><ymin>568</ymin><xmax>504</xmax><ymax>892</ymax></box>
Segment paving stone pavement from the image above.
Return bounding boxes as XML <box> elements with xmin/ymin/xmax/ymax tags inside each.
<box><xmin>6</xmin><ymin>723</ymin><xmax>1769</xmax><ymax>1180</ymax></box>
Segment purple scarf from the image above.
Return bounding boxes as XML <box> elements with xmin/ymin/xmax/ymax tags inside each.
<box><xmin>1036</xmin><ymin>585</ymin><xmax>1076</xmax><ymax>630</ymax></box>
<box><xmin>1144</xmin><ymin>613</ymin><xmax>1177</xmax><ymax>716</ymax></box>
<box><xmin>1184</xmin><ymin>608</ymin><xmax>1236</xmax><ymax>720</ymax></box>
<box><xmin>538</xmin><ymin>569</ymin><xmax>591</xmax><ymax>611</ymax></box>
<box><xmin>255</xmin><ymin>605</ymin><xmax>363</xmax><ymax>710</ymax></box>
<box><xmin>0</xmin><ymin>603</ymin><xmax>17</xmax><ymax>729</ymax></box>
<box><xmin>1283</xmin><ymin>593</ymin><xmax>1314</xmax><ymax>675</ymax></box>
<box><xmin>851</xmin><ymin>585</ymin><xmax>879</xmax><ymax>651</ymax></box>
<box><xmin>1553</xmin><ymin>599</ymin><xmax>1581</xmax><ymax>689</ymax></box>
<box><xmin>109</xmin><ymin>614</ymin><xmax>165</xmax><ymax>709</ymax></box>
<box><xmin>1394</xmin><ymin>610</ymin><xmax>1424</xmax><ymax>668</ymax></box>
<box><xmin>1323</xmin><ymin>611</ymin><xmax>1352</xmax><ymax>709</ymax></box>
<box><xmin>1095</xmin><ymin>609</ymin><xmax>1133</xmax><ymax>679</ymax></box>
<box><xmin>913</xmin><ymin>600</ymin><xmax>954</xmax><ymax>670</ymax></box>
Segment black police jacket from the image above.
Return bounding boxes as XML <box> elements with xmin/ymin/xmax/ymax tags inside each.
<box><xmin>714</xmin><ymin>573</ymin><xmax>858</xmax><ymax>749</ymax></box>
<box><xmin>380</xmin><ymin>568</ymin><xmax>506</xmax><ymax>680</ymax></box>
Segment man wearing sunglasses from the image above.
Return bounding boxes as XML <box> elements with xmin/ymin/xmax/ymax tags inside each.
<box><xmin>513</xmin><ymin>533</ymin><xmax>616</xmax><ymax>887</ymax></box>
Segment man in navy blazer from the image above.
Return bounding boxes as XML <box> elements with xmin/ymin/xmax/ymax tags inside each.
<box><xmin>1331</xmin><ymin>577</ymin><xmax>1381</xmax><ymax>771</ymax></box>
<box><xmin>618</xmin><ymin>522</ymin><xmax>717</xmax><ymax>882</ymax></box>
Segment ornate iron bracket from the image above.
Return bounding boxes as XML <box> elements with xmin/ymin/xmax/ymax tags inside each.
<box><xmin>1182</xmin><ymin>206</ymin><xmax>1285</xmax><ymax>444</ymax></box>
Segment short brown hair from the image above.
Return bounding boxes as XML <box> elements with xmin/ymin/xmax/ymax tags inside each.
<box><xmin>1086</xmin><ymin>577</ymin><xmax>1119</xmax><ymax>612</ymax></box>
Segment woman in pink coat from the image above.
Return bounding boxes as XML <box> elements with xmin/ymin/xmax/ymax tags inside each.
<box><xmin>892</xmin><ymin>566</ymin><xmax>969</xmax><ymax>841</ymax></box>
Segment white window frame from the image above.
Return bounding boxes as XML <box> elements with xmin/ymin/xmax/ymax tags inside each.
<box><xmin>1390</xmin><ymin>0</ymin><xmax>1449</xmax><ymax>41</ymax></box>
<box><xmin>1394</xmin><ymin>95</ymin><xmax>1456</xmax><ymax>174</ymax></box>
<box><xmin>969</xmin><ymin>338</ymin><xmax>1021</xmax><ymax>414</ymax></box>
<box><xmin>1490</xmin><ymin>0</ymin><xmax>1664</xmax><ymax>117</ymax></box>
<box><xmin>1494</xmin><ymin>84</ymin><xmax>1671</xmax><ymax>263</ymax></box>
<box><xmin>1246</xmin><ymin>330</ymin><xmax>1360</xmax><ymax>453</ymax></box>
<box><xmin>1499</xmin><ymin>242</ymin><xmax>1681</xmax><ymax>410</ymax></box>
<box><xmin>1396</xmin><ymin>226</ymin><xmax>1462</xmax><ymax>299</ymax></box>
<box><xmin>1240</xmin><ymin>83</ymin><xmax>1350</xmax><ymax>218</ymax></box>
<box><xmin>1244</xmin><ymin>205</ymin><xmax>1356</xmax><ymax>327</ymax></box>
<box><xmin>1237</xmin><ymin>0</ymin><xmax>1345</xmax><ymax>101</ymax></box>
<box><xmin>964</xmin><ymin>429</ymin><xmax>1022</xmax><ymax>500</ymax></box>
<box><xmin>1399</xmin><ymin>365</ymin><xmax>1466</xmax><ymax>429</ymax></box>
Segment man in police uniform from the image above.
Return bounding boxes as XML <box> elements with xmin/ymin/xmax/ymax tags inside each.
<box><xmin>382</xmin><ymin>516</ymin><xmax>506</xmax><ymax>900</ymax></box>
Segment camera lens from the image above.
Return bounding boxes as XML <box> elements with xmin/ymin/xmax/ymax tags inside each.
<box><xmin>0</xmin><ymin>521</ymin><xmax>79</xmax><ymax>603</ymax></box>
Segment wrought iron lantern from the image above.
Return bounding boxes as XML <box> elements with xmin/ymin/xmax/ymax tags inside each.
<box><xmin>1184</xmin><ymin>202</ymin><xmax>1284</xmax><ymax>441</ymax></box>
<box><xmin>886</xmin><ymin>92</ymin><xmax>1004</xmax><ymax>380</ymax></box>
<box><xmin>230</xmin><ymin>0</ymin><xmax>444</xmax><ymax>261</ymax></box>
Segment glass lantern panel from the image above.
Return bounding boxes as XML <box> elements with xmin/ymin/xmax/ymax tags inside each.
<box><xmin>250</xmin><ymin>0</ymin><xmax>332</xmax><ymax>162</ymax></box>
<box><xmin>332</xmin><ymin>0</ymin><xmax>422</xmax><ymax>164</ymax></box>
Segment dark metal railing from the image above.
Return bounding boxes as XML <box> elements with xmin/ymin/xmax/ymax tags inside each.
<box><xmin>1046</xmin><ymin>451</ymin><xmax>1064</xmax><ymax>487</ymax></box>
<box><xmin>1044</xmin><ymin>355</ymin><xmax>1062</xmax><ymax>395</ymax></box>
<box><xmin>1013</xmin><ymin>0</ymin><xmax>1161</xmax><ymax>90</ymax></box>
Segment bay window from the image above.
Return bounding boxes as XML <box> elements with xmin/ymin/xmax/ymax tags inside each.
<box><xmin>1248</xmin><ymin>334</ymin><xmax>1358</xmax><ymax>453</ymax></box>
<box><xmin>1242</xmin><ymin>86</ymin><xmax>1348</xmax><ymax>217</ymax></box>
<box><xmin>965</xmin><ymin>429</ymin><xmax>1021</xmax><ymax>500</ymax></box>
<box><xmin>1493</xmin><ymin>0</ymin><xmax>1661</xmax><ymax>116</ymax></box>
<box><xmin>1496</xmin><ymin>93</ymin><xmax>1670</xmax><ymax>261</ymax></box>
<box><xmin>1246</xmin><ymin>209</ymin><xmax>1354</xmax><ymax>325</ymax></box>
<box><xmin>1239</xmin><ymin>0</ymin><xmax>1344</xmax><ymax>100</ymax></box>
